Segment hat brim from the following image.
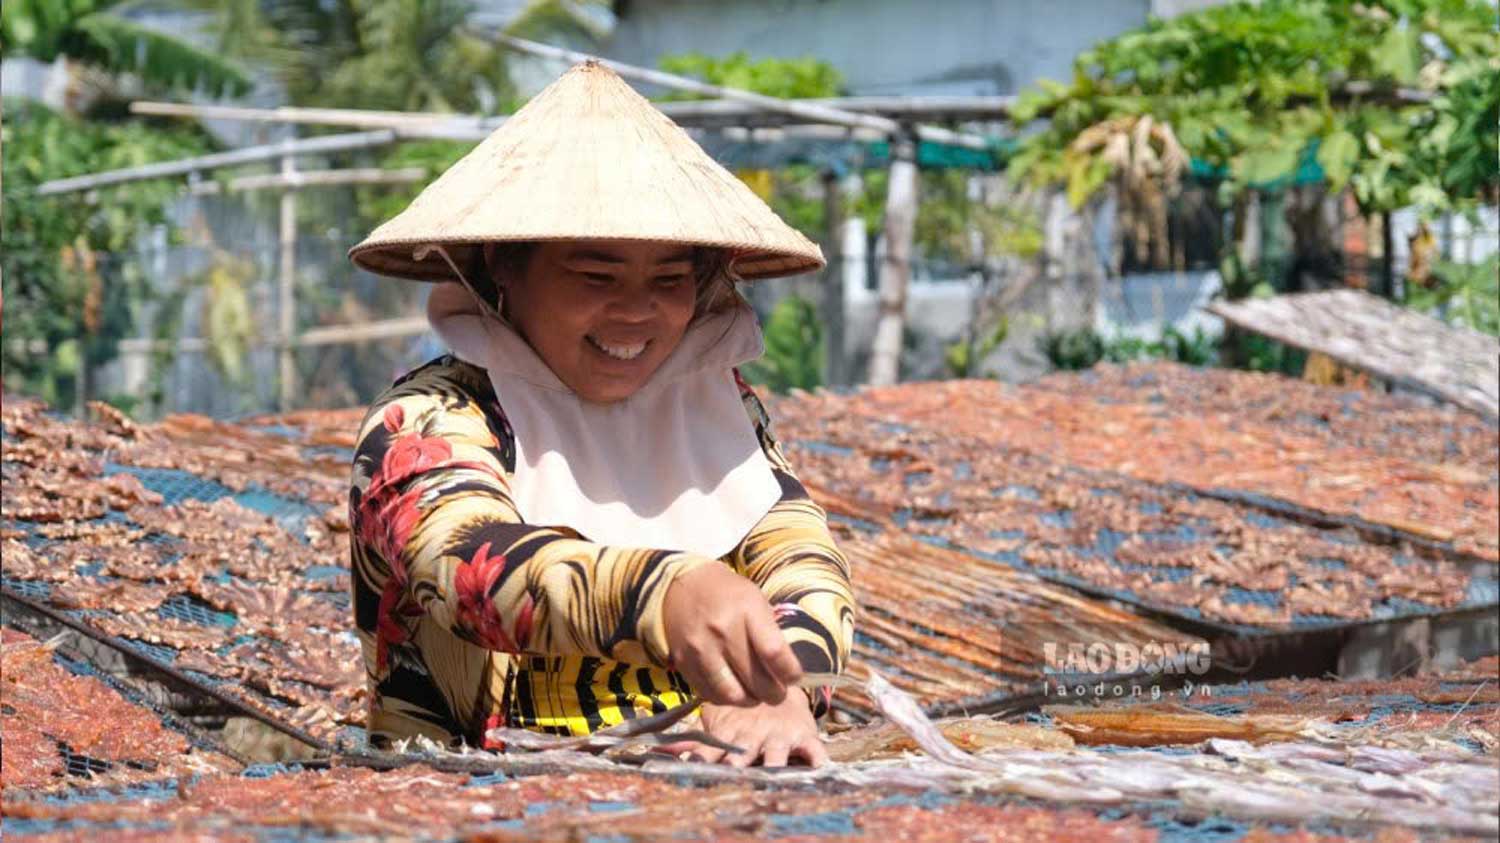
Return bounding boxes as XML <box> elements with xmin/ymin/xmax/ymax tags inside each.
<box><xmin>348</xmin><ymin>236</ymin><xmax>825</xmax><ymax>283</ymax></box>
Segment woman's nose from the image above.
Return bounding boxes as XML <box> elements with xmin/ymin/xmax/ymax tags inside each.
<box><xmin>604</xmin><ymin>286</ymin><xmax>657</xmax><ymax>321</ymax></box>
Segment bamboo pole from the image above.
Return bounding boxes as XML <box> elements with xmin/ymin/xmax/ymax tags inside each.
<box><xmin>131</xmin><ymin>101</ymin><xmax>500</xmax><ymax>131</ymax></box>
<box><xmin>492</xmin><ymin>34</ymin><xmax>993</xmax><ymax>151</ymax></box>
<box><xmin>35</xmin><ymin>130</ymin><xmax>399</xmax><ymax>196</ymax></box>
<box><xmin>196</xmin><ymin>166</ymin><xmax>427</xmax><ymax>194</ymax></box>
<box><xmin>277</xmin><ymin>152</ymin><xmax>298</xmax><ymax>412</ymax></box>
<box><xmin>821</xmin><ymin>169</ymin><xmax>847</xmax><ymax>387</ymax></box>
<box><xmin>295</xmin><ymin>316</ymin><xmax>429</xmax><ymax>347</ymax></box>
<box><xmin>132</xmin><ymin>96</ymin><xmax>1019</xmax><ymax>129</ymax></box>
<box><xmin>868</xmin><ymin>131</ymin><xmax>920</xmax><ymax>386</ymax></box>
<box><xmin>114</xmin><ymin>317</ymin><xmax>431</xmax><ymax>355</ymax></box>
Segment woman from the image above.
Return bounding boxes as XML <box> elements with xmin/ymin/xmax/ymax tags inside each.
<box><xmin>346</xmin><ymin>61</ymin><xmax>855</xmax><ymax>768</ymax></box>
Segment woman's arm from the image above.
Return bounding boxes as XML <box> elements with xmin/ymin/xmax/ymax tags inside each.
<box><xmin>351</xmin><ymin>384</ymin><xmax>711</xmax><ymax>671</ymax></box>
<box><xmin>728</xmin><ymin>374</ymin><xmax>857</xmax><ymax>716</ymax></box>
<box><xmin>350</xmin><ymin>365</ymin><xmax>800</xmax><ymax>707</ymax></box>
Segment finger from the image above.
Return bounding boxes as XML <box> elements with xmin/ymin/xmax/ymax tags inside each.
<box><xmin>654</xmin><ymin>740</ymin><xmax>724</xmax><ymax>765</ymax></box>
<box><xmin>653</xmin><ymin>739</ymin><xmax>695</xmax><ymax>757</ymax></box>
<box><xmin>718</xmin><ymin>626</ymin><xmax>765</xmax><ymax>707</ymax></box>
<box><xmin>695</xmin><ymin>741</ymin><xmax>728</xmax><ymax>765</ymax></box>
<box><xmin>693</xmin><ymin>655</ymin><xmax>749</xmax><ymax>707</ymax></box>
<box><xmin>791</xmin><ymin>734</ymin><xmax>829</xmax><ymax>768</ymax></box>
<box><xmin>723</xmin><ymin>731</ymin><xmax>759</xmax><ymax>768</ymax></box>
<box><xmin>748</xmin><ymin>611</ymin><xmax>803</xmax><ymax>688</ymax></box>
<box><xmin>761</xmin><ymin>739</ymin><xmax>791</xmax><ymax>768</ymax></box>
<box><xmin>739</xmin><ymin>623</ymin><xmax>789</xmax><ymax>706</ymax></box>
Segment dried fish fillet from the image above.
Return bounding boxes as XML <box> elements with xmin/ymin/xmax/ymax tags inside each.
<box><xmin>1046</xmin><ymin>705</ymin><xmax>1312</xmax><ymax>747</ymax></box>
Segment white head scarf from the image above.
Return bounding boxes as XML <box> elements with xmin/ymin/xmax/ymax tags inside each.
<box><xmin>421</xmin><ymin>248</ymin><xmax>781</xmax><ymax>559</ymax></box>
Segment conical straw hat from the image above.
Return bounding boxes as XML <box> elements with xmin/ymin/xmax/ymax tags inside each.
<box><xmin>349</xmin><ymin>61</ymin><xmax>824</xmax><ymax>282</ymax></box>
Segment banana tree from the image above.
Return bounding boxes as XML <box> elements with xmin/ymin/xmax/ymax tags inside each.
<box><xmin>1007</xmin><ymin>0</ymin><xmax>1499</xmax><ymax>296</ymax></box>
<box><xmin>2</xmin><ymin>0</ymin><xmax>253</xmax><ymax>111</ymax></box>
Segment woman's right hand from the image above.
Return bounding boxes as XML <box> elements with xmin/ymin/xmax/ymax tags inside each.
<box><xmin>663</xmin><ymin>563</ymin><xmax>804</xmax><ymax>707</ymax></box>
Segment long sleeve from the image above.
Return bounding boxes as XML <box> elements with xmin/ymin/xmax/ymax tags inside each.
<box><xmin>349</xmin><ymin>365</ymin><xmax>717</xmax><ymax>680</ymax></box>
<box><xmin>729</xmin><ymin>374</ymin><xmax>857</xmax><ymax>714</ymax></box>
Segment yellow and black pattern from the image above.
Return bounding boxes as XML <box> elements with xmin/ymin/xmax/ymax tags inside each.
<box><xmin>348</xmin><ymin>355</ymin><xmax>854</xmax><ymax>747</ymax></box>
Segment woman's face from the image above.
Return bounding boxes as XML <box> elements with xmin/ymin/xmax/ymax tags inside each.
<box><xmin>501</xmin><ymin>240</ymin><xmax>700</xmax><ymax>403</ymax></box>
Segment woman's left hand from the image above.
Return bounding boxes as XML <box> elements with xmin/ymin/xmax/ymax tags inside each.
<box><xmin>659</xmin><ymin>688</ymin><xmax>828</xmax><ymax>768</ymax></box>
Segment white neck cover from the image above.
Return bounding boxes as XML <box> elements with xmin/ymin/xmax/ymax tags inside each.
<box><xmin>424</xmin><ymin>279</ymin><xmax>781</xmax><ymax>559</ymax></box>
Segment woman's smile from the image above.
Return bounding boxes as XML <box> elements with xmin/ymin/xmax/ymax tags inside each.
<box><xmin>585</xmin><ymin>334</ymin><xmax>652</xmax><ymax>361</ymax></box>
<box><xmin>502</xmin><ymin>240</ymin><xmax>699</xmax><ymax>402</ymax></box>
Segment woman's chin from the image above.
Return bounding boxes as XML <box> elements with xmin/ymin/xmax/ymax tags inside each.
<box><xmin>572</xmin><ymin>373</ymin><xmax>650</xmax><ymax>404</ymax></box>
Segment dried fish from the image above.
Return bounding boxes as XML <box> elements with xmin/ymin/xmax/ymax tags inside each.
<box><xmin>91</xmin><ymin>612</ymin><xmax>233</xmax><ymax>651</ymax></box>
<box><xmin>0</xmin><ymin>629</ymin><xmax>212</xmax><ymax>779</ymax></box>
<box><xmin>1045</xmin><ymin>705</ymin><xmax>1312</xmax><ymax>746</ymax></box>
<box><xmin>49</xmin><ymin>577</ymin><xmax>170</xmax><ymax>614</ymax></box>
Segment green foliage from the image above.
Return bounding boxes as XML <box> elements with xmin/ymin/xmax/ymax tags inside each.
<box><xmin>657</xmin><ymin>51</ymin><xmax>845</xmax><ymax>100</ymax></box>
<box><xmin>193</xmin><ymin>0</ymin><xmax>615</xmax><ymax>114</ymax></box>
<box><xmin>1039</xmin><ymin>329</ymin><xmax>1106</xmax><ymax>371</ymax></box>
<box><xmin>1</xmin><ymin>98</ymin><xmax>215</xmax><ymax>408</ymax></box>
<box><xmin>913</xmin><ymin>170</ymin><xmax>1043</xmax><ymax>263</ymax></box>
<box><xmin>742</xmin><ymin>295</ymin><xmax>823</xmax><ymax>394</ymax></box>
<box><xmin>650</xmin><ymin>52</ymin><xmax>852</xmax><ymax>252</ymax></box>
<box><xmin>1040</xmin><ymin>324</ymin><xmax>1218</xmax><ymax>370</ymax></box>
<box><xmin>1241</xmin><ymin>334</ymin><xmax>1308</xmax><ymax>374</ymax></box>
<box><xmin>651</xmin><ymin>52</ymin><xmax>1041</xmax><ymax>271</ymax></box>
<box><xmin>944</xmin><ymin>318</ymin><xmax>1009</xmax><ymax>378</ymax></box>
<box><xmin>1008</xmin><ymin>0</ymin><xmax>1499</xmax><ymax>216</ymax></box>
<box><xmin>201</xmin><ymin>254</ymin><xmax>257</xmax><ymax>383</ymax></box>
<box><xmin>1</xmin><ymin>0</ymin><xmax>253</xmax><ymax>98</ymax></box>
<box><xmin>851</xmin><ymin>169</ymin><xmax>1043</xmax><ymax>269</ymax></box>
<box><xmin>359</xmin><ymin>139</ymin><xmax>477</xmax><ymax>232</ymax></box>
<box><xmin>1407</xmin><ymin>255</ymin><xmax>1500</xmax><ymax>336</ymax></box>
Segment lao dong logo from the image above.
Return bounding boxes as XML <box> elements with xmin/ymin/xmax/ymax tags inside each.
<box><xmin>1043</xmin><ymin>641</ymin><xmax>1211</xmax><ymax>677</ymax></box>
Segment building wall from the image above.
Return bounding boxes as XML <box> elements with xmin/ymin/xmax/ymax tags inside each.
<box><xmin>605</xmin><ymin>0</ymin><xmax>1153</xmax><ymax>97</ymax></box>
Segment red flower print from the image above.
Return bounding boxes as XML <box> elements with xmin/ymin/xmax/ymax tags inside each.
<box><xmin>379</xmin><ymin>434</ymin><xmax>453</xmax><ymax>491</ymax></box>
<box><xmin>373</xmin><ymin>572</ymin><xmax>423</xmax><ymax>672</ymax></box>
<box><xmin>361</xmin><ymin>428</ymin><xmax>503</xmax><ymax>516</ymax></box>
<box><xmin>453</xmin><ymin>542</ymin><xmax>529</xmax><ymax>652</ymax></box>
<box><xmin>511</xmin><ymin>593</ymin><xmax>534</xmax><ymax>653</ymax></box>
<box><xmin>481</xmin><ymin>711</ymin><xmax>510</xmax><ymax>750</ymax></box>
<box><xmin>357</xmin><ymin>485</ymin><xmax>423</xmax><ymax>566</ymax></box>
<box><xmin>383</xmin><ymin>403</ymin><xmax>405</xmax><ymax>432</ymax></box>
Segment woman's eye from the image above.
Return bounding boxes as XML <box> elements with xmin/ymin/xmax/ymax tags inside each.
<box><xmin>655</xmin><ymin>274</ymin><xmax>689</xmax><ymax>286</ymax></box>
<box><xmin>581</xmin><ymin>272</ymin><xmax>614</xmax><ymax>284</ymax></box>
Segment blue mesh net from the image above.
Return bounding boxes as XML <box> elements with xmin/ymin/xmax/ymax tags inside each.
<box><xmin>111</xmin><ymin>636</ymin><xmax>182</xmax><ymax>665</ymax></box>
<box><xmin>2</xmin><ymin>577</ymin><xmax>53</xmax><ymax>598</ymax></box>
<box><xmin>768</xmin><ymin>811</ymin><xmax>858</xmax><ymax>837</ymax></box>
<box><xmin>39</xmin><ymin>776</ymin><xmax>188</xmax><ymax>806</ymax></box>
<box><xmin>1146</xmin><ymin>813</ymin><xmax>1255</xmax><ymax>843</ymax></box>
<box><xmin>103</xmin><ymin>463</ymin><xmax>321</xmax><ymax>532</ymax></box>
<box><xmin>241</xmin><ymin>763</ymin><xmax>303</xmax><ymax>779</ymax></box>
<box><xmin>106</xmin><ymin>464</ymin><xmax>239</xmax><ymax>505</ymax></box>
<box><xmin>157</xmin><ymin>594</ymin><xmax>238</xmax><ymax>628</ymax></box>
<box><xmin>59</xmin><ymin>743</ymin><xmax>117</xmax><ymax>778</ymax></box>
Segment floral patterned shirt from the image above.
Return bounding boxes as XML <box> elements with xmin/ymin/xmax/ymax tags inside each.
<box><xmin>349</xmin><ymin>355</ymin><xmax>855</xmax><ymax>747</ymax></box>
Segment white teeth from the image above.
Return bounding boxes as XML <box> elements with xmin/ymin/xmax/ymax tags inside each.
<box><xmin>589</xmin><ymin>336</ymin><xmax>647</xmax><ymax>360</ymax></box>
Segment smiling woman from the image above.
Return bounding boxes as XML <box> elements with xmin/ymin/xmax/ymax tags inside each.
<box><xmin>496</xmin><ymin>241</ymin><xmax>716</xmax><ymax>403</ymax></box>
<box><xmin>344</xmin><ymin>61</ymin><xmax>855</xmax><ymax>768</ymax></box>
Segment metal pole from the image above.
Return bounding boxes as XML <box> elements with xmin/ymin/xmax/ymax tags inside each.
<box><xmin>278</xmin><ymin>152</ymin><xmax>298</xmax><ymax>412</ymax></box>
